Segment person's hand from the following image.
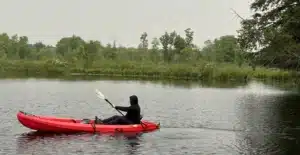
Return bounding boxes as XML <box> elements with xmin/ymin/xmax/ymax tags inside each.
<box><xmin>115</xmin><ymin>106</ymin><xmax>120</xmax><ymax>110</ymax></box>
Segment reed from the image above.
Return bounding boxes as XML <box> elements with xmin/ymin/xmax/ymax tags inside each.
<box><xmin>0</xmin><ymin>59</ymin><xmax>294</xmax><ymax>81</ymax></box>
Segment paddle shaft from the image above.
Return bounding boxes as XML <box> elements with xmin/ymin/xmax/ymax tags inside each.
<box><xmin>104</xmin><ymin>98</ymin><xmax>125</xmax><ymax>116</ymax></box>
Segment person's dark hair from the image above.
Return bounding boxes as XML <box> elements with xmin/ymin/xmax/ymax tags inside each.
<box><xmin>129</xmin><ymin>95</ymin><xmax>138</xmax><ymax>105</ymax></box>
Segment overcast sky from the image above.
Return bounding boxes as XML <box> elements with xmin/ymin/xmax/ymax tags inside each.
<box><xmin>0</xmin><ymin>0</ymin><xmax>253</xmax><ymax>48</ymax></box>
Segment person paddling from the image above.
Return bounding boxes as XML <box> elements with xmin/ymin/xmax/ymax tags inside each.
<box><xmin>95</xmin><ymin>95</ymin><xmax>141</xmax><ymax>125</ymax></box>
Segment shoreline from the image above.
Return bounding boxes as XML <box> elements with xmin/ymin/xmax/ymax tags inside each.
<box><xmin>0</xmin><ymin>60</ymin><xmax>298</xmax><ymax>83</ymax></box>
<box><xmin>0</xmin><ymin>73</ymin><xmax>298</xmax><ymax>91</ymax></box>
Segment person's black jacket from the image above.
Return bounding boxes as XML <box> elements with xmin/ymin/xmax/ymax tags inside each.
<box><xmin>115</xmin><ymin>95</ymin><xmax>141</xmax><ymax>124</ymax></box>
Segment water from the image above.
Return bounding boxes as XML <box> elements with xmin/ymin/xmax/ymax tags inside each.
<box><xmin>0</xmin><ymin>78</ymin><xmax>300</xmax><ymax>154</ymax></box>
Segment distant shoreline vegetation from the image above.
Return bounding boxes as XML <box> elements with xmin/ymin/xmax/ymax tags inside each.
<box><xmin>0</xmin><ymin>59</ymin><xmax>296</xmax><ymax>82</ymax></box>
<box><xmin>0</xmin><ymin>26</ymin><xmax>299</xmax><ymax>82</ymax></box>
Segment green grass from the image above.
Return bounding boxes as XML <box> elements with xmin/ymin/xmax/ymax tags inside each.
<box><xmin>0</xmin><ymin>59</ymin><xmax>296</xmax><ymax>82</ymax></box>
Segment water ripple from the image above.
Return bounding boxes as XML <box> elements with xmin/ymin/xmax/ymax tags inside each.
<box><xmin>0</xmin><ymin>79</ymin><xmax>299</xmax><ymax>154</ymax></box>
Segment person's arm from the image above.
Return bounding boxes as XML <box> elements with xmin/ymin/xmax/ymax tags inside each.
<box><xmin>115</xmin><ymin>106</ymin><xmax>132</xmax><ymax>112</ymax></box>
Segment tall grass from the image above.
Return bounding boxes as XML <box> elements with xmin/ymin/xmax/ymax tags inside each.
<box><xmin>0</xmin><ymin>59</ymin><xmax>295</xmax><ymax>81</ymax></box>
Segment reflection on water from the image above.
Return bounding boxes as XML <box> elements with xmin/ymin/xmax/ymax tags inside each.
<box><xmin>1</xmin><ymin>79</ymin><xmax>300</xmax><ymax>154</ymax></box>
<box><xmin>16</xmin><ymin>131</ymin><xmax>144</xmax><ymax>155</ymax></box>
<box><xmin>234</xmin><ymin>91</ymin><xmax>300</xmax><ymax>154</ymax></box>
<box><xmin>275</xmin><ymin>94</ymin><xmax>300</xmax><ymax>155</ymax></box>
<box><xmin>0</xmin><ymin>75</ymin><xmax>250</xmax><ymax>89</ymax></box>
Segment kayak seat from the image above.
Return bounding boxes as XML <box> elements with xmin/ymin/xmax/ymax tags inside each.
<box><xmin>81</xmin><ymin>118</ymin><xmax>92</xmax><ymax>124</ymax></box>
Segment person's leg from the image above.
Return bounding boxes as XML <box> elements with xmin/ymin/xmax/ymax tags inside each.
<box><xmin>101</xmin><ymin>115</ymin><xmax>119</xmax><ymax>124</ymax></box>
<box><xmin>106</xmin><ymin>116</ymin><xmax>131</xmax><ymax>125</ymax></box>
<box><xmin>118</xmin><ymin>116</ymin><xmax>132</xmax><ymax>125</ymax></box>
<box><xmin>105</xmin><ymin>116</ymin><xmax>122</xmax><ymax>125</ymax></box>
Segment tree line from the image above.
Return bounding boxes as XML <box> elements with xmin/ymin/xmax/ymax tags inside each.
<box><xmin>0</xmin><ymin>29</ymin><xmax>245</xmax><ymax>69</ymax></box>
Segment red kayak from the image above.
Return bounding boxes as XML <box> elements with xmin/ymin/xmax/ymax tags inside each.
<box><xmin>17</xmin><ymin>111</ymin><xmax>160</xmax><ymax>133</ymax></box>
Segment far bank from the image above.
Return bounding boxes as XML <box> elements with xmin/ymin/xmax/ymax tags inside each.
<box><xmin>0</xmin><ymin>59</ymin><xmax>296</xmax><ymax>82</ymax></box>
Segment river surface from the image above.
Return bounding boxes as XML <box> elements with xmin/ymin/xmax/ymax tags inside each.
<box><xmin>0</xmin><ymin>78</ymin><xmax>300</xmax><ymax>155</ymax></box>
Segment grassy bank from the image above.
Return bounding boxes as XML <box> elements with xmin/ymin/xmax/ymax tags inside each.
<box><xmin>0</xmin><ymin>59</ymin><xmax>296</xmax><ymax>82</ymax></box>
<box><xmin>0</xmin><ymin>30</ymin><xmax>298</xmax><ymax>83</ymax></box>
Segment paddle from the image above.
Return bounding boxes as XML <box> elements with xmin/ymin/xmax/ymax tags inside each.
<box><xmin>95</xmin><ymin>89</ymin><xmax>125</xmax><ymax>116</ymax></box>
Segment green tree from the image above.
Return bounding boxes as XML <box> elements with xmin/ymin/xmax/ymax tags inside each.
<box><xmin>18</xmin><ymin>36</ymin><xmax>29</xmax><ymax>59</ymax></box>
<box><xmin>150</xmin><ymin>37</ymin><xmax>160</xmax><ymax>61</ymax></box>
<box><xmin>82</xmin><ymin>40</ymin><xmax>102</xmax><ymax>69</ymax></box>
<box><xmin>56</xmin><ymin>35</ymin><xmax>85</xmax><ymax>58</ymax></box>
<box><xmin>184</xmin><ymin>28</ymin><xmax>194</xmax><ymax>48</ymax></box>
<box><xmin>201</xmin><ymin>35</ymin><xmax>244</xmax><ymax>64</ymax></box>
<box><xmin>159</xmin><ymin>32</ymin><xmax>170</xmax><ymax>62</ymax></box>
<box><xmin>0</xmin><ymin>33</ymin><xmax>10</xmax><ymax>59</ymax></box>
<box><xmin>237</xmin><ymin>0</ymin><xmax>300</xmax><ymax>69</ymax></box>
<box><xmin>138</xmin><ymin>32</ymin><xmax>148</xmax><ymax>50</ymax></box>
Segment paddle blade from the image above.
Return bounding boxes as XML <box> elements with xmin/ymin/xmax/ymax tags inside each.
<box><xmin>95</xmin><ymin>89</ymin><xmax>105</xmax><ymax>100</ymax></box>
